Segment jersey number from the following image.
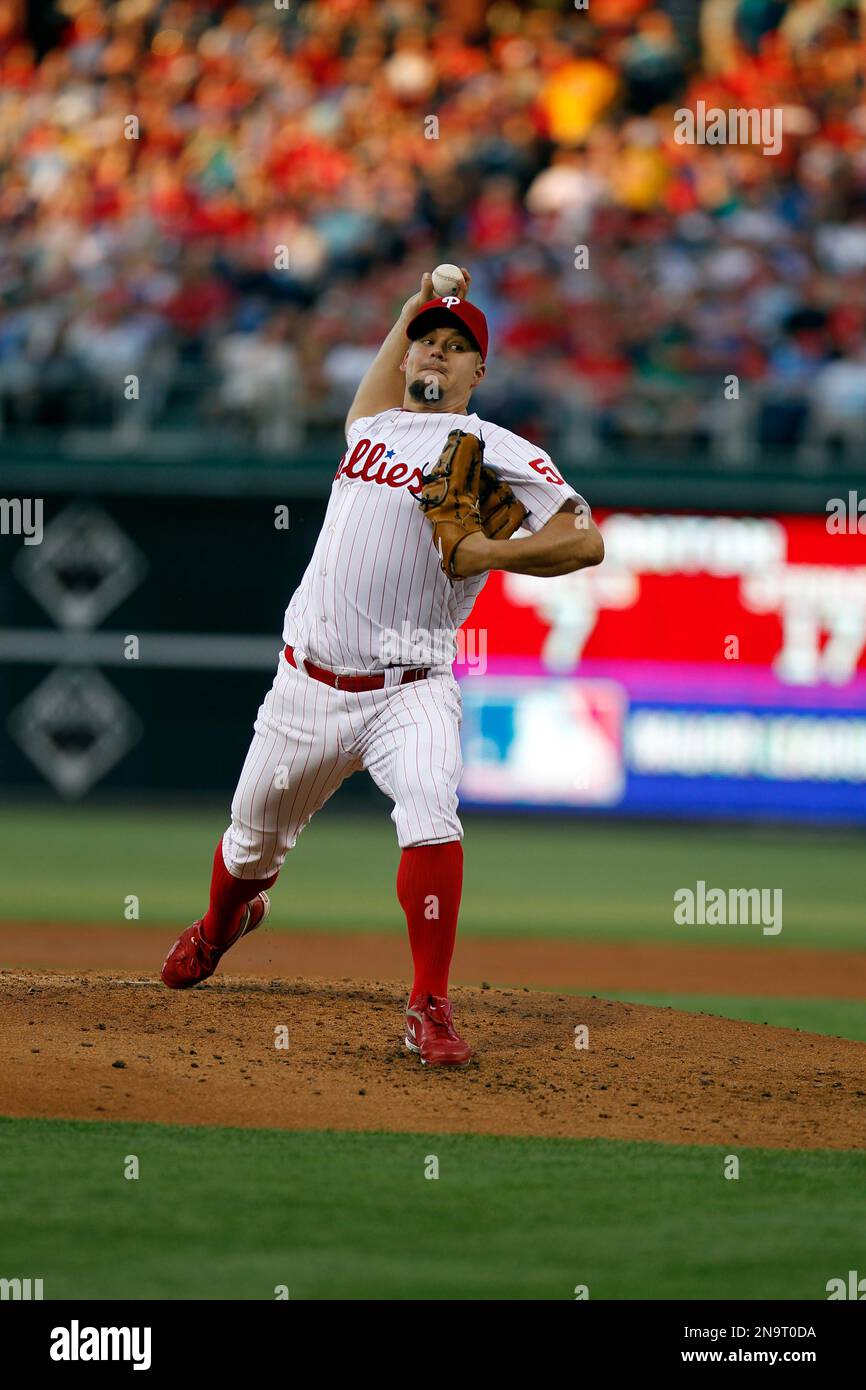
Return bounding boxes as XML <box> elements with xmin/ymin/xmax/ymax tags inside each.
<box><xmin>528</xmin><ymin>457</ymin><xmax>565</xmax><ymax>485</ymax></box>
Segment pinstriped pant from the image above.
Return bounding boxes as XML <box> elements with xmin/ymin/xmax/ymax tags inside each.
<box><xmin>222</xmin><ymin>648</ymin><xmax>464</xmax><ymax>878</ymax></box>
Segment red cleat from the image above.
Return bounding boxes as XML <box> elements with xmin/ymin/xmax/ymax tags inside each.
<box><xmin>404</xmin><ymin>994</ymin><xmax>473</xmax><ymax>1067</ymax></box>
<box><xmin>161</xmin><ymin>893</ymin><xmax>270</xmax><ymax>989</ymax></box>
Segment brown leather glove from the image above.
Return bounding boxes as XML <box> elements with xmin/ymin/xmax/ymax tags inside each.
<box><xmin>413</xmin><ymin>429</ymin><xmax>485</xmax><ymax>580</ymax></box>
<box><xmin>478</xmin><ymin>463</ymin><xmax>530</xmax><ymax>540</ymax></box>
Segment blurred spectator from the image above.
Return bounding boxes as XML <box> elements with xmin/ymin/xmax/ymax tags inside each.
<box><xmin>215</xmin><ymin>309</ymin><xmax>302</xmax><ymax>453</ymax></box>
<box><xmin>799</xmin><ymin>346</ymin><xmax>866</xmax><ymax>465</ymax></box>
<box><xmin>735</xmin><ymin>0</ymin><xmax>787</xmax><ymax>55</ymax></box>
<box><xmin>620</xmin><ymin>11</ymin><xmax>685</xmax><ymax>113</ymax></box>
<box><xmin>0</xmin><ymin>0</ymin><xmax>864</xmax><ymax>469</ymax></box>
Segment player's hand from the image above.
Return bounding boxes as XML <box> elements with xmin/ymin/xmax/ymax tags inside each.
<box><xmin>400</xmin><ymin>268</ymin><xmax>472</xmax><ymax>325</ymax></box>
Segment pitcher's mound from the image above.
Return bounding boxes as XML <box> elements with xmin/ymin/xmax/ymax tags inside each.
<box><xmin>2</xmin><ymin>972</ymin><xmax>864</xmax><ymax>1150</ymax></box>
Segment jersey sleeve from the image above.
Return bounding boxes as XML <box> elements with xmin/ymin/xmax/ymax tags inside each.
<box><xmin>480</xmin><ymin>425</ymin><xmax>589</xmax><ymax>533</ymax></box>
<box><xmin>345</xmin><ymin>415</ymin><xmax>372</xmax><ymax>448</ymax></box>
<box><xmin>345</xmin><ymin>408</ymin><xmax>396</xmax><ymax>448</ymax></box>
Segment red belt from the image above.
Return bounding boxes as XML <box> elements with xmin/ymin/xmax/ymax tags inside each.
<box><xmin>284</xmin><ymin>644</ymin><xmax>429</xmax><ymax>692</ymax></box>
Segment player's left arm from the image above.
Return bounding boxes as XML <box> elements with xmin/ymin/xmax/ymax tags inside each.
<box><xmin>453</xmin><ymin>499</ymin><xmax>604</xmax><ymax>578</ymax></box>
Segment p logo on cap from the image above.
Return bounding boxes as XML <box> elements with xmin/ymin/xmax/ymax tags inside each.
<box><xmin>406</xmin><ymin>295</ymin><xmax>490</xmax><ymax>361</ymax></box>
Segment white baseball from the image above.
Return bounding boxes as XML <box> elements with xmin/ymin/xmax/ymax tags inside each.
<box><xmin>431</xmin><ymin>263</ymin><xmax>465</xmax><ymax>297</ymax></box>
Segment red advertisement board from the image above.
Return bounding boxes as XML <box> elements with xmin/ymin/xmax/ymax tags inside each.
<box><xmin>463</xmin><ymin>511</ymin><xmax>866</xmax><ymax>690</ymax></box>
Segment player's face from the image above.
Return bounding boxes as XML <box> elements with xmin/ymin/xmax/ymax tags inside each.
<box><xmin>401</xmin><ymin>326</ymin><xmax>485</xmax><ymax>411</ymax></box>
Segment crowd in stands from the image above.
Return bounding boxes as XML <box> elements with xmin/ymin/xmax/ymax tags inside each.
<box><xmin>1</xmin><ymin>0</ymin><xmax>865</xmax><ymax>466</ymax></box>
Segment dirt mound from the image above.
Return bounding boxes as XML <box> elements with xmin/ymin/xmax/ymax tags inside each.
<box><xmin>4</xmin><ymin>923</ymin><xmax>866</xmax><ymax>998</ymax></box>
<box><xmin>1</xmin><ymin>971</ymin><xmax>864</xmax><ymax>1149</ymax></box>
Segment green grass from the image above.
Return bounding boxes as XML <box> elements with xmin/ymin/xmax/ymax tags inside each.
<box><xmin>584</xmin><ymin>993</ymin><xmax>866</xmax><ymax>1044</ymax></box>
<box><xmin>0</xmin><ymin>805</ymin><xmax>864</xmax><ymax>949</ymax></box>
<box><xmin>0</xmin><ymin>1117</ymin><xmax>862</xmax><ymax>1300</ymax></box>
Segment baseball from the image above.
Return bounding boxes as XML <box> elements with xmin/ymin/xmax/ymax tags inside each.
<box><xmin>431</xmin><ymin>263</ymin><xmax>465</xmax><ymax>297</ymax></box>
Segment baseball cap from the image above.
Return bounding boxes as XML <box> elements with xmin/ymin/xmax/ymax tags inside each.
<box><xmin>406</xmin><ymin>295</ymin><xmax>489</xmax><ymax>361</ymax></box>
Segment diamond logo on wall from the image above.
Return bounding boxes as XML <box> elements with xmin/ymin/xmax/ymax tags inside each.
<box><xmin>8</xmin><ymin>668</ymin><xmax>142</xmax><ymax>798</ymax></box>
<box><xmin>14</xmin><ymin>504</ymin><xmax>147</xmax><ymax>629</ymax></box>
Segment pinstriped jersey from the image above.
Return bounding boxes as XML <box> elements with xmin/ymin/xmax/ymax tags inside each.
<box><xmin>282</xmin><ymin>407</ymin><xmax>587</xmax><ymax>674</ymax></box>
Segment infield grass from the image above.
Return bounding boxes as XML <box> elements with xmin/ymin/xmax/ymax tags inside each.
<box><xmin>576</xmin><ymin>994</ymin><xmax>866</xmax><ymax>1044</ymax></box>
<box><xmin>0</xmin><ymin>1116</ymin><xmax>863</xmax><ymax>1301</ymax></box>
<box><xmin>0</xmin><ymin>804</ymin><xmax>863</xmax><ymax>949</ymax></box>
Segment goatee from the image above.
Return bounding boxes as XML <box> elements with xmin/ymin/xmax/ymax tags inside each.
<box><xmin>407</xmin><ymin>379</ymin><xmax>438</xmax><ymax>405</ymax></box>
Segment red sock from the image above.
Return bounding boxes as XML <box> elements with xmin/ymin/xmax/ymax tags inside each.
<box><xmin>201</xmin><ymin>839</ymin><xmax>278</xmax><ymax>946</ymax></box>
<box><xmin>397</xmin><ymin>841</ymin><xmax>463</xmax><ymax>1005</ymax></box>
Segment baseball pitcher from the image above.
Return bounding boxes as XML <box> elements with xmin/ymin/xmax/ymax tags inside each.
<box><xmin>161</xmin><ymin>268</ymin><xmax>604</xmax><ymax>1065</ymax></box>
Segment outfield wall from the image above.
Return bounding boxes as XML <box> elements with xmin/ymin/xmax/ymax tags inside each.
<box><xmin>2</xmin><ymin>452</ymin><xmax>863</xmax><ymax>822</ymax></box>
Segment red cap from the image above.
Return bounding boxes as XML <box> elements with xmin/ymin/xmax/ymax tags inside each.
<box><xmin>406</xmin><ymin>295</ymin><xmax>489</xmax><ymax>361</ymax></box>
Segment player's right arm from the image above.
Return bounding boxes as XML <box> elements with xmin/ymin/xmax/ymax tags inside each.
<box><xmin>454</xmin><ymin>502</ymin><xmax>604</xmax><ymax>578</ymax></box>
<box><xmin>344</xmin><ymin>269</ymin><xmax>470</xmax><ymax>431</ymax></box>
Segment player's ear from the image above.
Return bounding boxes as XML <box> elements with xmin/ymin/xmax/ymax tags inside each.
<box><xmin>473</xmin><ymin>358</ymin><xmax>486</xmax><ymax>386</ymax></box>
<box><xmin>399</xmin><ymin>349</ymin><xmax>410</xmax><ymax>374</ymax></box>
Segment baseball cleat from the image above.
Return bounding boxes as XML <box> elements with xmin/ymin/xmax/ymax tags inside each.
<box><xmin>404</xmin><ymin>993</ymin><xmax>472</xmax><ymax>1067</ymax></box>
<box><xmin>160</xmin><ymin>892</ymin><xmax>270</xmax><ymax>989</ymax></box>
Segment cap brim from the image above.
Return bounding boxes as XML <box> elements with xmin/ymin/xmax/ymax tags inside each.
<box><xmin>406</xmin><ymin>307</ymin><xmax>484</xmax><ymax>359</ymax></box>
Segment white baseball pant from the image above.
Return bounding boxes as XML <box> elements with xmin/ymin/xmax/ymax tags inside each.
<box><xmin>222</xmin><ymin>648</ymin><xmax>464</xmax><ymax>878</ymax></box>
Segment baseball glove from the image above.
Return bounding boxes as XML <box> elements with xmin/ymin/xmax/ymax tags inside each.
<box><xmin>413</xmin><ymin>429</ymin><xmax>485</xmax><ymax>580</ymax></box>
<box><xmin>478</xmin><ymin>464</ymin><xmax>530</xmax><ymax>540</ymax></box>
